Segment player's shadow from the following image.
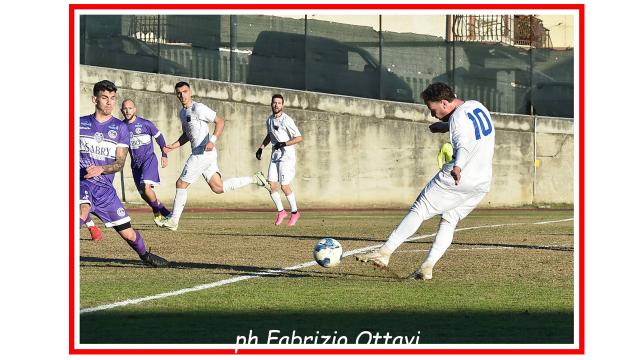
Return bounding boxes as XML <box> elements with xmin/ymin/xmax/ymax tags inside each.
<box><xmin>79</xmin><ymin>256</ymin><xmax>395</xmax><ymax>280</ymax></box>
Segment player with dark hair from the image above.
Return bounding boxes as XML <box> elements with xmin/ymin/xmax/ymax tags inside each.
<box><xmin>159</xmin><ymin>81</ymin><xmax>270</xmax><ymax>231</ymax></box>
<box><xmin>356</xmin><ymin>82</ymin><xmax>495</xmax><ymax>280</ymax></box>
<box><xmin>255</xmin><ymin>94</ymin><xmax>304</xmax><ymax>226</ymax></box>
<box><xmin>79</xmin><ymin>80</ymin><xmax>169</xmax><ymax>267</ymax></box>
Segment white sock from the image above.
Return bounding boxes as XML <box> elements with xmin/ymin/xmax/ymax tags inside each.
<box><xmin>85</xmin><ymin>220</ymin><xmax>95</xmax><ymax>227</ymax></box>
<box><xmin>171</xmin><ymin>188</ymin><xmax>188</xmax><ymax>223</ymax></box>
<box><xmin>270</xmin><ymin>192</ymin><xmax>284</xmax><ymax>211</ymax></box>
<box><xmin>286</xmin><ymin>192</ymin><xmax>298</xmax><ymax>212</ymax></box>
<box><xmin>223</xmin><ymin>176</ymin><xmax>252</xmax><ymax>193</ymax></box>
<box><xmin>425</xmin><ymin>219</ymin><xmax>456</xmax><ymax>266</ymax></box>
<box><xmin>382</xmin><ymin>210</ymin><xmax>425</xmax><ymax>254</ymax></box>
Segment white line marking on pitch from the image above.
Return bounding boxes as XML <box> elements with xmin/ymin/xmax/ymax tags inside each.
<box><xmin>80</xmin><ymin>217</ymin><xmax>573</xmax><ymax>314</ymax></box>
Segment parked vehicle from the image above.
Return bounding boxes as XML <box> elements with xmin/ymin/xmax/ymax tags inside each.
<box><xmin>247</xmin><ymin>31</ymin><xmax>413</xmax><ymax>103</ymax></box>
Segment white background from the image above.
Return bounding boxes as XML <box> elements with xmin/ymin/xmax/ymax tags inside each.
<box><xmin>0</xmin><ymin>0</ymin><xmax>634</xmax><ymax>359</ymax></box>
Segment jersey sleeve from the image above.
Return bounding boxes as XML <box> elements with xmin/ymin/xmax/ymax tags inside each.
<box><xmin>284</xmin><ymin>116</ymin><xmax>302</xmax><ymax>138</ymax></box>
<box><xmin>197</xmin><ymin>103</ymin><xmax>217</xmax><ymax>123</ymax></box>
<box><xmin>147</xmin><ymin>120</ymin><xmax>161</xmax><ymax>138</ymax></box>
<box><xmin>117</xmin><ymin>122</ymin><xmax>130</xmax><ymax>148</ymax></box>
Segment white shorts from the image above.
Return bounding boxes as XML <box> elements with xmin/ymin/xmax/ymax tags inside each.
<box><xmin>410</xmin><ymin>178</ymin><xmax>487</xmax><ymax>224</ymax></box>
<box><xmin>268</xmin><ymin>159</ymin><xmax>296</xmax><ymax>185</ymax></box>
<box><xmin>179</xmin><ymin>150</ymin><xmax>220</xmax><ymax>184</ymax></box>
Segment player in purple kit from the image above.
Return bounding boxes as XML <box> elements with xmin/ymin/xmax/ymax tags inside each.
<box><xmin>120</xmin><ymin>99</ymin><xmax>172</xmax><ymax>226</ymax></box>
<box><xmin>79</xmin><ymin>80</ymin><xmax>169</xmax><ymax>267</ymax></box>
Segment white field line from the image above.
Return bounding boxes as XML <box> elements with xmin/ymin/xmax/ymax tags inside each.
<box><xmin>79</xmin><ymin>217</ymin><xmax>573</xmax><ymax>315</ymax></box>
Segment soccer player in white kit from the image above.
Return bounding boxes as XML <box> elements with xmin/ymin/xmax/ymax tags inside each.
<box><xmin>356</xmin><ymin>82</ymin><xmax>495</xmax><ymax>280</ymax></box>
<box><xmin>255</xmin><ymin>94</ymin><xmax>304</xmax><ymax>226</ymax></box>
<box><xmin>159</xmin><ymin>81</ymin><xmax>270</xmax><ymax>231</ymax></box>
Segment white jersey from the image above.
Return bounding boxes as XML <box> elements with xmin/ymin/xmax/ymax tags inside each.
<box><xmin>434</xmin><ymin>100</ymin><xmax>495</xmax><ymax>193</ymax></box>
<box><xmin>179</xmin><ymin>101</ymin><xmax>217</xmax><ymax>155</ymax></box>
<box><xmin>267</xmin><ymin>112</ymin><xmax>301</xmax><ymax>161</ymax></box>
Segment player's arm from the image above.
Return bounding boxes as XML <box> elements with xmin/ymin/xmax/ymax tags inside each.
<box><xmin>164</xmin><ymin>133</ymin><xmax>188</xmax><ymax>153</ymax></box>
<box><xmin>255</xmin><ymin>134</ymin><xmax>271</xmax><ymax>160</ymax></box>
<box><xmin>429</xmin><ymin>121</ymin><xmax>450</xmax><ymax>133</ymax></box>
<box><xmin>205</xmin><ymin>115</ymin><xmax>224</xmax><ymax>152</ymax></box>
<box><xmin>273</xmin><ymin>119</ymin><xmax>303</xmax><ymax>150</ymax></box>
<box><xmin>84</xmin><ymin>147</ymin><xmax>128</xmax><ymax>178</ymax></box>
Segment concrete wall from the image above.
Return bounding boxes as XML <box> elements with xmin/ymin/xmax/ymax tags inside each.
<box><xmin>79</xmin><ymin>65</ymin><xmax>573</xmax><ymax>208</ymax></box>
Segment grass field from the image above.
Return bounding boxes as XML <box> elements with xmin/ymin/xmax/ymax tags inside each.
<box><xmin>78</xmin><ymin>208</ymin><xmax>574</xmax><ymax>345</ymax></box>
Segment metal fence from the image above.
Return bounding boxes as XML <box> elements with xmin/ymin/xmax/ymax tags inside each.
<box><xmin>80</xmin><ymin>14</ymin><xmax>573</xmax><ymax>117</ymax></box>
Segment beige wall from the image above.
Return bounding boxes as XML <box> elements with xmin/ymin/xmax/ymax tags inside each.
<box><xmin>80</xmin><ymin>65</ymin><xmax>573</xmax><ymax>208</ymax></box>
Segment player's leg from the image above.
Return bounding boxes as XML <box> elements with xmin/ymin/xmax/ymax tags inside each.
<box><xmin>114</xmin><ymin>223</ymin><xmax>169</xmax><ymax>267</ymax></box>
<box><xmin>91</xmin><ymin>184</ymin><xmax>168</xmax><ymax>266</ymax></box>
<box><xmin>279</xmin><ymin>161</ymin><xmax>300</xmax><ymax>226</ymax></box>
<box><xmin>135</xmin><ymin>159</ymin><xmax>171</xmax><ymax>222</ymax></box>
<box><xmin>413</xmin><ymin>191</ymin><xmax>487</xmax><ymax>280</ymax></box>
<box><xmin>80</xmin><ymin>182</ymin><xmax>102</xmax><ymax>241</ymax></box>
<box><xmin>267</xmin><ymin>160</ymin><xmax>287</xmax><ymax>225</ymax></box>
<box><xmin>355</xmin><ymin>187</ymin><xmax>435</xmax><ymax>268</ymax></box>
<box><xmin>208</xmin><ymin>171</ymin><xmax>267</xmax><ymax>194</ymax></box>
<box><xmin>160</xmin><ymin>156</ymin><xmax>197</xmax><ymax>231</ymax></box>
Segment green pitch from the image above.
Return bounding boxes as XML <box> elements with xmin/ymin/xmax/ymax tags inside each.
<box><xmin>79</xmin><ymin>209</ymin><xmax>574</xmax><ymax>345</ymax></box>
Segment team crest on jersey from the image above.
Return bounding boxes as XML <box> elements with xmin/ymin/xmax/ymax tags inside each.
<box><xmin>117</xmin><ymin>207</ymin><xmax>126</xmax><ymax>217</ymax></box>
<box><xmin>108</xmin><ymin>130</ymin><xmax>118</xmax><ymax>139</ymax></box>
<box><xmin>94</xmin><ymin>132</ymin><xmax>104</xmax><ymax>143</ymax></box>
<box><xmin>186</xmin><ymin>115</ymin><xmax>191</xmax><ymax>123</ymax></box>
<box><xmin>135</xmin><ymin>127</ymin><xmax>142</xmax><ymax>134</ymax></box>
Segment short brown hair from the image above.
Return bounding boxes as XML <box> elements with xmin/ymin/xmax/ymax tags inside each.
<box><xmin>271</xmin><ymin>94</ymin><xmax>284</xmax><ymax>103</ymax></box>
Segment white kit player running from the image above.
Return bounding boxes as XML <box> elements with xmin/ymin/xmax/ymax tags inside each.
<box><xmin>356</xmin><ymin>82</ymin><xmax>495</xmax><ymax>280</ymax></box>
<box><xmin>159</xmin><ymin>81</ymin><xmax>270</xmax><ymax>231</ymax></box>
<box><xmin>255</xmin><ymin>94</ymin><xmax>304</xmax><ymax>226</ymax></box>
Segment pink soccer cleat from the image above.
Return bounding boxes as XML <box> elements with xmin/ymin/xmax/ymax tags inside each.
<box><xmin>288</xmin><ymin>212</ymin><xmax>300</xmax><ymax>226</ymax></box>
<box><xmin>275</xmin><ymin>210</ymin><xmax>288</xmax><ymax>225</ymax></box>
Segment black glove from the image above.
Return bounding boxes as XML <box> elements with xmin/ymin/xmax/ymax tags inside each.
<box><xmin>273</xmin><ymin>142</ymin><xmax>287</xmax><ymax>150</ymax></box>
<box><xmin>255</xmin><ymin>148</ymin><xmax>262</xmax><ymax>160</ymax></box>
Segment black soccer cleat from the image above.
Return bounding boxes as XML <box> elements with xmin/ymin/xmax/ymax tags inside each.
<box><xmin>140</xmin><ymin>250</ymin><xmax>170</xmax><ymax>268</ymax></box>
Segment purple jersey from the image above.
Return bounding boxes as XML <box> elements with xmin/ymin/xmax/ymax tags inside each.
<box><xmin>125</xmin><ymin>117</ymin><xmax>162</xmax><ymax>167</ymax></box>
<box><xmin>79</xmin><ymin>114</ymin><xmax>129</xmax><ymax>188</ymax></box>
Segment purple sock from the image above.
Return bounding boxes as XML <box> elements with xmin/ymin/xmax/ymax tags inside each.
<box><xmin>86</xmin><ymin>214</ymin><xmax>92</xmax><ymax>222</ymax></box>
<box><xmin>158</xmin><ymin>204</ymin><xmax>171</xmax><ymax>217</ymax></box>
<box><xmin>149</xmin><ymin>200</ymin><xmax>160</xmax><ymax>214</ymax></box>
<box><xmin>126</xmin><ymin>230</ymin><xmax>147</xmax><ymax>256</ymax></box>
<box><xmin>79</xmin><ymin>217</ymin><xmax>86</xmax><ymax>228</ymax></box>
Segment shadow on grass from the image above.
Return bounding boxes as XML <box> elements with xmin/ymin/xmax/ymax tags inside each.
<box><xmin>80</xmin><ymin>309</ymin><xmax>573</xmax><ymax>344</ymax></box>
<box><xmin>79</xmin><ymin>256</ymin><xmax>396</xmax><ymax>280</ymax></box>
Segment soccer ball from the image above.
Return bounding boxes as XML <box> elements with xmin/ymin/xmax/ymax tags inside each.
<box><xmin>313</xmin><ymin>238</ymin><xmax>343</xmax><ymax>268</ymax></box>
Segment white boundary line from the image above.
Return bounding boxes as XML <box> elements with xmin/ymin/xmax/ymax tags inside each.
<box><xmin>80</xmin><ymin>217</ymin><xmax>573</xmax><ymax>314</ymax></box>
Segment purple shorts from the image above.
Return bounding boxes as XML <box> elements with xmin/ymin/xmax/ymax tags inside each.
<box><xmin>79</xmin><ymin>180</ymin><xmax>131</xmax><ymax>227</ymax></box>
<box><xmin>131</xmin><ymin>156</ymin><xmax>161</xmax><ymax>187</ymax></box>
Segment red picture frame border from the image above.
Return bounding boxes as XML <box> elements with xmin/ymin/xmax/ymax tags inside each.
<box><xmin>69</xmin><ymin>3</ymin><xmax>585</xmax><ymax>355</ymax></box>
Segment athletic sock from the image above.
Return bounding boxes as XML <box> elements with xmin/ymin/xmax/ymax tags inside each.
<box><xmin>270</xmin><ymin>192</ymin><xmax>284</xmax><ymax>211</ymax></box>
<box><xmin>171</xmin><ymin>188</ymin><xmax>188</xmax><ymax>223</ymax></box>
<box><xmin>85</xmin><ymin>214</ymin><xmax>95</xmax><ymax>227</ymax></box>
<box><xmin>286</xmin><ymin>192</ymin><xmax>298</xmax><ymax>213</ymax></box>
<box><xmin>126</xmin><ymin>230</ymin><xmax>147</xmax><ymax>257</ymax></box>
<box><xmin>382</xmin><ymin>210</ymin><xmax>425</xmax><ymax>254</ymax></box>
<box><xmin>222</xmin><ymin>176</ymin><xmax>253</xmax><ymax>193</ymax></box>
<box><xmin>149</xmin><ymin>199</ymin><xmax>161</xmax><ymax>213</ymax></box>
<box><xmin>425</xmin><ymin>219</ymin><xmax>456</xmax><ymax>265</ymax></box>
